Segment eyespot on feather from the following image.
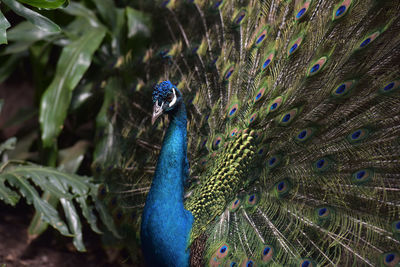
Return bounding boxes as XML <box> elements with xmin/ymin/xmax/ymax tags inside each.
<box><xmin>332</xmin><ymin>0</ymin><xmax>352</xmax><ymax>21</ymax></box>
<box><xmin>358</xmin><ymin>31</ymin><xmax>380</xmax><ymax>49</ymax></box>
<box><xmin>229</xmin><ymin>128</ymin><xmax>240</xmax><ymax>138</ymax></box>
<box><xmin>112</xmin><ymin>209</ymin><xmax>124</xmax><ymax>225</ymax></box>
<box><xmin>267</xmin><ymin>96</ymin><xmax>283</xmax><ymax>113</ymax></box>
<box><xmin>295</xmin><ymin>1</ymin><xmax>311</xmax><ymax>20</ymax></box>
<box><xmin>254</xmin><ymin>27</ymin><xmax>268</xmax><ymax>47</ymax></box>
<box><xmin>209</xmin><ymin>243</ymin><xmax>230</xmax><ymax>267</ymax></box>
<box><xmin>288</xmin><ymin>36</ymin><xmax>304</xmax><ymax>56</ymax></box>
<box><xmin>331</xmin><ymin>80</ymin><xmax>356</xmax><ymax>97</ymax></box>
<box><xmin>248</xmin><ymin>112</ymin><xmax>258</xmax><ymax>126</ymax></box>
<box><xmin>256</xmin><ymin>146</ymin><xmax>267</xmax><ymax>157</ymax></box>
<box><xmin>379</xmin><ymin>80</ymin><xmax>399</xmax><ymax>94</ymax></box>
<box><xmin>261</xmin><ymin>51</ymin><xmax>275</xmax><ymax>71</ymax></box>
<box><xmin>240</xmin><ymin>258</ymin><xmax>255</xmax><ymax>267</ymax></box>
<box><xmin>278</xmin><ymin>108</ymin><xmax>298</xmax><ymax>126</ymax></box>
<box><xmin>347</xmin><ymin>128</ymin><xmax>369</xmax><ymax>144</ymax></box>
<box><xmin>392</xmin><ymin>220</ymin><xmax>400</xmax><ymax>233</ymax></box>
<box><xmin>229</xmin><ymin>198</ymin><xmax>241</xmax><ymax>212</ymax></box>
<box><xmin>254</xmin><ymin>85</ymin><xmax>267</xmax><ymax>103</ymax></box>
<box><xmin>380</xmin><ymin>252</ymin><xmax>400</xmax><ymax>267</ymax></box>
<box><xmin>267</xmin><ymin>154</ymin><xmax>281</xmax><ymax>169</ymax></box>
<box><xmin>246</xmin><ymin>193</ymin><xmax>259</xmax><ymax>207</ymax></box>
<box><xmin>212</xmin><ymin>135</ymin><xmax>224</xmax><ymax>150</ymax></box>
<box><xmin>261</xmin><ymin>245</ymin><xmax>274</xmax><ymax>262</ymax></box>
<box><xmin>216</xmin><ymin>244</ymin><xmax>229</xmax><ymax>258</ymax></box>
<box><xmin>274</xmin><ymin>179</ymin><xmax>291</xmax><ymax>198</ymax></box>
<box><xmin>299</xmin><ymin>259</ymin><xmax>316</xmax><ymax>267</ymax></box>
<box><xmin>307</xmin><ymin>57</ymin><xmax>327</xmax><ymax>76</ymax></box>
<box><xmin>224</xmin><ymin>65</ymin><xmax>235</xmax><ymax>81</ymax></box>
<box><xmin>212</xmin><ymin>0</ymin><xmax>224</xmax><ymax>9</ymax></box>
<box><xmin>233</xmin><ymin>9</ymin><xmax>247</xmax><ymax>25</ymax></box>
<box><xmin>392</xmin><ymin>221</ymin><xmax>400</xmax><ymax>241</ymax></box>
<box><xmin>315</xmin><ymin>206</ymin><xmax>331</xmax><ymax>220</ymax></box>
<box><xmin>351</xmin><ymin>169</ymin><xmax>373</xmax><ymax>185</ymax></box>
<box><xmin>97</xmin><ymin>184</ymin><xmax>107</xmax><ymax>200</ymax></box>
<box><xmin>312</xmin><ymin>157</ymin><xmax>332</xmax><ymax>172</ymax></box>
<box><xmin>295</xmin><ymin>127</ymin><xmax>316</xmax><ymax>142</ymax></box>
<box><xmin>227</xmin><ymin>102</ymin><xmax>239</xmax><ymax>118</ymax></box>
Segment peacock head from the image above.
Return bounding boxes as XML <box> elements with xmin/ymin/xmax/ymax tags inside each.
<box><xmin>151</xmin><ymin>80</ymin><xmax>183</xmax><ymax>124</ymax></box>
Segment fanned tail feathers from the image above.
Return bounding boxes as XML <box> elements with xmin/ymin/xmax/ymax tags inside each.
<box><xmin>98</xmin><ymin>0</ymin><xmax>400</xmax><ymax>265</ymax></box>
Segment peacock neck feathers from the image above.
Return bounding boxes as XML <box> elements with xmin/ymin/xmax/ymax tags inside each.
<box><xmin>140</xmin><ymin>101</ymin><xmax>194</xmax><ymax>267</ymax></box>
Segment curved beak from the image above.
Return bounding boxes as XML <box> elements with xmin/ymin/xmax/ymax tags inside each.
<box><xmin>151</xmin><ymin>101</ymin><xmax>163</xmax><ymax>125</ymax></box>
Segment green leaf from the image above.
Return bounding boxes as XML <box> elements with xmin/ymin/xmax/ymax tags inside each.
<box><xmin>2</xmin><ymin>171</ymin><xmax>72</xmax><ymax>236</ymax></box>
<box><xmin>16</xmin><ymin>0</ymin><xmax>69</xmax><ymax>9</ymax></box>
<box><xmin>76</xmin><ymin>196</ymin><xmax>102</xmax><ymax>234</ymax></box>
<box><xmin>60</xmin><ymin>198</ymin><xmax>85</xmax><ymax>251</ymax></box>
<box><xmin>28</xmin><ymin>190</ymin><xmax>57</xmax><ymax>237</ymax></box>
<box><xmin>0</xmin><ymin>9</ymin><xmax>11</xmax><ymax>44</ymax></box>
<box><xmin>58</xmin><ymin>141</ymin><xmax>89</xmax><ymax>174</ymax></box>
<box><xmin>7</xmin><ymin>21</ymin><xmax>58</xmax><ymax>42</ymax></box>
<box><xmin>91</xmin><ymin>0</ymin><xmax>116</xmax><ymax>30</ymax></box>
<box><xmin>62</xmin><ymin>17</ymin><xmax>93</xmax><ymax>41</ymax></box>
<box><xmin>0</xmin><ymin>178</ymin><xmax>20</xmax><ymax>205</ymax></box>
<box><xmin>1</xmin><ymin>163</ymin><xmax>114</xmax><ymax>251</ymax></box>
<box><xmin>62</xmin><ymin>2</ymin><xmax>100</xmax><ymax>27</ymax></box>
<box><xmin>30</xmin><ymin>172</ymin><xmax>71</xmax><ymax>200</ymax></box>
<box><xmin>0</xmin><ymin>164</ymin><xmax>99</xmax><ymax>239</ymax></box>
<box><xmin>29</xmin><ymin>140</ymin><xmax>88</xmax><ymax>238</ymax></box>
<box><xmin>70</xmin><ymin>82</ymin><xmax>93</xmax><ymax>111</ymax></box>
<box><xmin>0</xmin><ymin>137</ymin><xmax>17</xmax><ymax>155</ymax></box>
<box><xmin>39</xmin><ymin>25</ymin><xmax>106</xmax><ymax>147</ymax></box>
<box><xmin>2</xmin><ymin>0</ymin><xmax>61</xmax><ymax>33</ymax></box>
<box><xmin>125</xmin><ymin>7</ymin><xmax>151</xmax><ymax>38</ymax></box>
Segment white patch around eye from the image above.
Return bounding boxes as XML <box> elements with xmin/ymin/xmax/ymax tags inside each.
<box><xmin>169</xmin><ymin>89</ymin><xmax>177</xmax><ymax>107</ymax></box>
<box><xmin>154</xmin><ymin>100</ymin><xmax>163</xmax><ymax>115</ymax></box>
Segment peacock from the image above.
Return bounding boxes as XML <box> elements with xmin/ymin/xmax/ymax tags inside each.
<box><xmin>93</xmin><ymin>0</ymin><xmax>400</xmax><ymax>266</ymax></box>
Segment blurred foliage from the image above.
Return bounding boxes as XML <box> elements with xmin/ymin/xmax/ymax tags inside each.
<box><xmin>2</xmin><ymin>0</ymin><xmax>61</xmax><ymax>38</ymax></box>
<box><xmin>0</xmin><ymin>0</ymin><xmax>152</xmax><ymax>258</ymax></box>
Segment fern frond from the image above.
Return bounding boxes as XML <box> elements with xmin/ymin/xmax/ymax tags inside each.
<box><xmin>0</xmin><ymin>161</ymin><xmax>118</xmax><ymax>251</ymax></box>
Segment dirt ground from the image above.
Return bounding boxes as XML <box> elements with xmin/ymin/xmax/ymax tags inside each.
<box><xmin>0</xmin><ymin>202</ymin><xmax>123</xmax><ymax>267</ymax></box>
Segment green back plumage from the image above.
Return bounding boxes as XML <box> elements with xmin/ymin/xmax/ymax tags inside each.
<box><xmin>96</xmin><ymin>0</ymin><xmax>400</xmax><ymax>265</ymax></box>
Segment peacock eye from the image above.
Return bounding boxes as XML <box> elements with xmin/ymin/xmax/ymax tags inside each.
<box><xmin>166</xmin><ymin>93</ymin><xmax>173</xmax><ymax>102</ymax></box>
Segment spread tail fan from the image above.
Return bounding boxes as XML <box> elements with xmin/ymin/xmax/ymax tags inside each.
<box><xmin>97</xmin><ymin>0</ymin><xmax>400</xmax><ymax>266</ymax></box>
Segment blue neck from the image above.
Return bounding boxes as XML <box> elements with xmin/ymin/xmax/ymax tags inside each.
<box><xmin>141</xmin><ymin>102</ymin><xmax>194</xmax><ymax>267</ymax></box>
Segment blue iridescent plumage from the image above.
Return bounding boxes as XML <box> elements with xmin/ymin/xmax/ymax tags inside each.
<box><xmin>141</xmin><ymin>81</ymin><xmax>194</xmax><ymax>267</ymax></box>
